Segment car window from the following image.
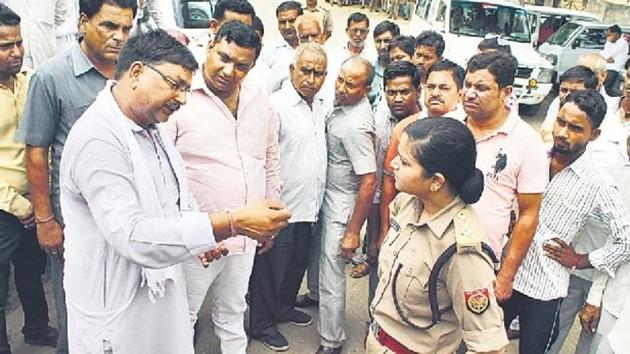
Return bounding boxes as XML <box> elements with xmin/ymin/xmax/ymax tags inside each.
<box><xmin>182</xmin><ymin>0</ymin><xmax>213</xmax><ymax>29</ymax></box>
<box><xmin>436</xmin><ymin>0</ymin><xmax>447</xmax><ymax>22</ymax></box>
<box><xmin>547</xmin><ymin>22</ymin><xmax>580</xmax><ymax>46</ymax></box>
<box><xmin>416</xmin><ymin>0</ymin><xmax>432</xmax><ymax>19</ymax></box>
<box><xmin>575</xmin><ymin>28</ymin><xmax>606</xmax><ymax>49</ymax></box>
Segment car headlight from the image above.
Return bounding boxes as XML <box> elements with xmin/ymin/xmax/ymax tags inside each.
<box><xmin>537</xmin><ymin>68</ymin><xmax>554</xmax><ymax>84</ymax></box>
<box><xmin>541</xmin><ymin>53</ymin><xmax>557</xmax><ymax>66</ymax></box>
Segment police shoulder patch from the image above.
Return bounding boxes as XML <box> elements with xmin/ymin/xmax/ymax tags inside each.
<box><xmin>464</xmin><ymin>288</ymin><xmax>490</xmax><ymax>315</ymax></box>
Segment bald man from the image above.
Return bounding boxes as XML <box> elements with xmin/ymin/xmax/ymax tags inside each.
<box><xmin>317</xmin><ymin>57</ymin><xmax>376</xmax><ymax>354</ymax></box>
<box><xmin>296</xmin><ymin>13</ymin><xmax>325</xmax><ymax>44</ymax></box>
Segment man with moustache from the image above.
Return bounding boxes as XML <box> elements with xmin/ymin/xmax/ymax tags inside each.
<box><xmin>163</xmin><ymin>21</ymin><xmax>281</xmax><ymax>354</ymax></box>
<box><xmin>507</xmin><ymin>90</ymin><xmax>630</xmax><ymax>353</ymax></box>
<box><xmin>540</xmin><ymin>66</ymin><xmax>599</xmax><ymax>143</ymax></box>
<box><xmin>376</xmin><ymin>60</ymin><xmax>464</xmax><ymax>260</ymax></box>
<box><xmin>366</xmin><ymin>61</ymin><xmax>421</xmax><ymax>303</ymax></box>
<box><xmin>0</xmin><ymin>5</ymin><xmax>58</xmax><ymax>352</ymax></box>
<box><xmin>259</xmin><ymin>0</ymin><xmax>302</xmax><ymax>93</ymax></box>
<box><xmin>368</xmin><ymin>20</ymin><xmax>399</xmax><ymax>109</ymax></box>
<box><xmin>249</xmin><ymin>42</ymin><xmax>328</xmax><ymax>352</ymax></box>
<box><xmin>317</xmin><ymin>56</ymin><xmax>376</xmax><ymax>354</ymax></box>
<box><xmin>16</xmin><ymin>1</ymin><xmax>137</xmax><ymax>352</ymax></box>
<box><xmin>60</xmin><ymin>29</ymin><xmax>290</xmax><ymax>353</ymax></box>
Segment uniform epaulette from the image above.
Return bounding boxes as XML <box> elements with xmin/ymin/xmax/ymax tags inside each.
<box><xmin>453</xmin><ymin>206</ymin><xmax>483</xmax><ymax>254</ymax></box>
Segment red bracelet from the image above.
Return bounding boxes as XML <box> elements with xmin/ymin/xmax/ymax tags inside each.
<box><xmin>571</xmin><ymin>254</ymin><xmax>580</xmax><ymax>271</ymax></box>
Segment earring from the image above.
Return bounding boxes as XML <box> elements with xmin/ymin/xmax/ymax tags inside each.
<box><xmin>430</xmin><ymin>185</ymin><xmax>438</xmax><ymax>192</ymax></box>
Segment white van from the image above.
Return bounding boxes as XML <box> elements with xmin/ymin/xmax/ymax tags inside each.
<box><xmin>524</xmin><ymin>5</ymin><xmax>599</xmax><ymax>48</ymax></box>
<box><xmin>538</xmin><ymin>21</ymin><xmax>630</xmax><ymax>83</ymax></box>
<box><xmin>411</xmin><ymin>0</ymin><xmax>554</xmax><ymax>109</ymax></box>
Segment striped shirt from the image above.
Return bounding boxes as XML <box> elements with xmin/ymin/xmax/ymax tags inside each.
<box><xmin>513</xmin><ymin>149</ymin><xmax>630</xmax><ymax>301</ymax></box>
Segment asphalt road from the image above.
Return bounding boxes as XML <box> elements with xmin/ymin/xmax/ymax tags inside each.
<box><xmin>3</xmin><ymin>2</ymin><xmax>579</xmax><ymax>354</ymax></box>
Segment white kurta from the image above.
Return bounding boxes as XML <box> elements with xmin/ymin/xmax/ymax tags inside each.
<box><xmin>60</xmin><ymin>83</ymin><xmax>216</xmax><ymax>353</ymax></box>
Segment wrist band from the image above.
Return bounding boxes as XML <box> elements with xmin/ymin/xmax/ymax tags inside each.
<box><xmin>226</xmin><ymin>210</ymin><xmax>236</xmax><ymax>238</ymax></box>
<box><xmin>35</xmin><ymin>215</ymin><xmax>55</xmax><ymax>224</ymax></box>
<box><xmin>571</xmin><ymin>254</ymin><xmax>580</xmax><ymax>271</ymax></box>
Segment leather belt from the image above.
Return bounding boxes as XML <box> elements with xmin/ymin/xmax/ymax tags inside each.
<box><xmin>370</xmin><ymin>322</ymin><xmax>418</xmax><ymax>354</ymax></box>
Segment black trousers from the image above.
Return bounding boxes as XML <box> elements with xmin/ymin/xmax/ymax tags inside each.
<box><xmin>249</xmin><ymin>222</ymin><xmax>314</xmax><ymax>336</ymax></box>
<box><xmin>0</xmin><ymin>211</ymin><xmax>49</xmax><ymax>350</ymax></box>
<box><xmin>500</xmin><ymin>290</ymin><xmax>562</xmax><ymax>354</ymax></box>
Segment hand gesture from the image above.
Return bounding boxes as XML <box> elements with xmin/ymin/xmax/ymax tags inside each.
<box><xmin>233</xmin><ymin>200</ymin><xmax>290</xmax><ymax>243</ymax></box>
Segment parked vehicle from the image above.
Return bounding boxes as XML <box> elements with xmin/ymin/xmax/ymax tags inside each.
<box><xmin>524</xmin><ymin>5</ymin><xmax>599</xmax><ymax>48</ymax></box>
<box><xmin>411</xmin><ymin>0</ymin><xmax>554</xmax><ymax>109</ymax></box>
<box><xmin>538</xmin><ymin>20</ymin><xmax>630</xmax><ymax>83</ymax></box>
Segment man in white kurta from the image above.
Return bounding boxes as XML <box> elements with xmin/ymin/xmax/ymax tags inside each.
<box><xmin>58</xmin><ymin>30</ymin><xmax>289</xmax><ymax>354</ymax></box>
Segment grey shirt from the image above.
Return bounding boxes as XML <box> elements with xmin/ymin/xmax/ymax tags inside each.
<box><xmin>322</xmin><ymin>98</ymin><xmax>376</xmax><ymax>223</ymax></box>
<box><xmin>16</xmin><ymin>42</ymin><xmax>107</xmax><ymax>223</ymax></box>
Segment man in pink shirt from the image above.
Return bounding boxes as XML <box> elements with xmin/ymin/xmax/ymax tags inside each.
<box><xmin>462</xmin><ymin>51</ymin><xmax>548</xmax><ymax>305</ymax></box>
<box><xmin>163</xmin><ymin>21</ymin><xmax>281</xmax><ymax>354</ymax></box>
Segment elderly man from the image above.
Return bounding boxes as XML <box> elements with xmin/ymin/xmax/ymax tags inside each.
<box><xmin>317</xmin><ymin>56</ymin><xmax>376</xmax><ymax>354</ymax></box>
<box><xmin>578</xmin><ymin>53</ymin><xmax>621</xmax><ymax>116</ymax></box>
<box><xmin>16</xmin><ymin>1</ymin><xmax>137</xmax><ymax>352</ymax></box>
<box><xmin>296</xmin><ymin>13</ymin><xmax>324</xmax><ymax>45</ymax></box>
<box><xmin>259</xmin><ymin>1</ymin><xmax>302</xmax><ymax>93</ymax></box>
<box><xmin>0</xmin><ymin>4</ymin><xmax>58</xmax><ymax>353</ymax></box>
<box><xmin>249</xmin><ymin>42</ymin><xmax>328</xmax><ymax>352</ymax></box>
<box><xmin>163</xmin><ymin>21</ymin><xmax>281</xmax><ymax>354</ymax></box>
<box><xmin>304</xmin><ymin>0</ymin><xmax>332</xmax><ymax>41</ymax></box>
<box><xmin>59</xmin><ymin>29</ymin><xmax>289</xmax><ymax>354</ymax></box>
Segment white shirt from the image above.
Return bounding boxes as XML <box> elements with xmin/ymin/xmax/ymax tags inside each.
<box><xmin>55</xmin><ymin>0</ymin><xmax>78</xmax><ymax>51</ymax></box>
<box><xmin>258</xmin><ymin>40</ymin><xmax>295</xmax><ymax>94</ymax></box>
<box><xmin>1</xmin><ymin>0</ymin><xmax>66</xmax><ymax>68</ymax></box>
<box><xmin>513</xmin><ymin>149</ymin><xmax>630</xmax><ymax>301</ymax></box>
<box><xmin>601</xmin><ymin>38</ymin><xmax>629</xmax><ymax>71</ymax></box>
<box><xmin>273</xmin><ymin>82</ymin><xmax>327</xmax><ymax>223</ymax></box>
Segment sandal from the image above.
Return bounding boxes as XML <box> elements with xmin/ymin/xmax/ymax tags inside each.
<box><xmin>350</xmin><ymin>262</ymin><xmax>370</xmax><ymax>278</ymax></box>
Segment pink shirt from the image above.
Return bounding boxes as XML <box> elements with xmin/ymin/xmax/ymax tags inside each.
<box><xmin>471</xmin><ymin>113</ymin><xmax>548</xmax><ymax>258</ymax></box>
<box><xmin>163</xmin><ymin>72</ymin><xmax>281</xmax><ymax>254</ymax></box>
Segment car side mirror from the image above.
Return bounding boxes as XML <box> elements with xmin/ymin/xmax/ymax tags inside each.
<box><xmin>571</xmin><ymin>39</ymin><xmax>581</xmax><ymax>49</ymax></box>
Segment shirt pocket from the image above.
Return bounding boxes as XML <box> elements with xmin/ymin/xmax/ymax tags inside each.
<box><xmin>398</xmin><ymin>260</ymin><xmax>434</xmax><ymax>320</ymax></box>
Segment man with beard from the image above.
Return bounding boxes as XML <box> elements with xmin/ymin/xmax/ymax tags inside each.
<box><xmin>16</xmin><ymin>1</ymin><xmax>137</xmax><ymax>352</ymax></box>
<box><xmin>506</xmin><ymin>89</ymin><xmax>630</xmax><ymax>353</ymax></box>
<box><xmin>259</xmin><ymin>1</ymin><xmax>302</xmax><ymax>93</ymax></box>
<box><xmin>60</xmin><ymin>29</ymin><xmax>289</xmax><ymax>353</ymax></box>
<box><xmin>317</xmin><ymin>56</ymin><xmax>376</xmax><ymax>354</ymax></box>
<box><xmin>0</xmin><ymin>4</ymin><xmax>57</xmax><ymax>353</ymax></box>
<box><xmin>540</xmin><ymin>66</ymin><xmax>599</xmax><ymax>143</ymax></box>
<box><xmin>248</xmin><ymin>42</ymin><xmax>328</xmax><ymax>352</ymax></box>
<box><xmin>365</xmin><ymin>61</ymin><xmax>421</xmax><ymax>303</ymax></box>
<box><xmin>368</xmin><ymin>20</ymin><xmax>399</xmax><ymax>109</ymax></box>
<box><xmin>163</xmin><ymin>21</ymin><xmax>281</xmax><ymax>354</ymax></box>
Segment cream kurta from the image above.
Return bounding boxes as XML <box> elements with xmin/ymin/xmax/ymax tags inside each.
<box><xmin>60</xmin><ymin>85</ymin><xmax>216</xmax><ymax>353</ymax></box>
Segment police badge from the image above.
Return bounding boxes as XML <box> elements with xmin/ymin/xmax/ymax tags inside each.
<box><xmin>464</xmin><ymin>288</ymin><xmax>490</xmax><ymax>315</ymax></box>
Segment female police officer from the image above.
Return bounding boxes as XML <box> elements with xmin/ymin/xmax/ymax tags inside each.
<box><xmin>367</xmin><ymin>118</ymin><xmax>508</xmax><ymax>353</ymax></box>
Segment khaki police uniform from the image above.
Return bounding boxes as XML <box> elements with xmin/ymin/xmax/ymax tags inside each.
<box><xmin>368</xmin><ymin>193</ymin><xmax>509</xmax><ymax>354</ymax></box>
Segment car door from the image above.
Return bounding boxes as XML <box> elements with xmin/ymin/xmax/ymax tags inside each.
<box><xmin>561</xmin><ymin>27</ymin><xmax>606</xmax><ymax>74</ymax></box>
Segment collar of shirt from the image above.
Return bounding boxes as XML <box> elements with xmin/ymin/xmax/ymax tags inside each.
<box><xmin>406</xmin><ymin>196</ymin><xmax>465</xmax><ymax>238</ymax></box>
<box><xmin>282</xmin><ymin>80</ymin><xmax>324</xmax><ymax>109</ymax></box>
<box><xmin>564</xmin><ymin>148</ymin><xmax>595</xmax><ymax>180</ymax></box>
<box><xmin>332</xmin><ymin>97</ymin><xmax>369</xmax><ymax>116</ymax></box>
<box><xmin>71</xmin><ymin>43</ymin><xmax>96</xmax><ymax>77</ymax></box>
<box><xmin>473</xmin><ymin>112</ymin><xmax>519</xmax><ymax>143</ymax></box>
<box><xmin>0</xmin><ymin>68</ymin><xmax>30</xmax><ymax>92</ymax></box>
<box><xmin>190</xmin><ymin>68</ymin><xmax>261</xmax><ymax>115</ymax></box>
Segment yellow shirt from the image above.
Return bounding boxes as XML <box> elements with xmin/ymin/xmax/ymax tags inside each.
<box><xmin>0</xmin><ymin>69</ymin><xmax>32</xmax><ymax>217</ymax></box>
<box><xmin>370</xmin><ymin>193</ymin><xmax>508</xmax><ymax>353</ymax></box>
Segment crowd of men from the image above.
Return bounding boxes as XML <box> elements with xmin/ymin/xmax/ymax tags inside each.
<box><xmin>0</xmin><ymin>0</ymin><xmax>629</xmax><ymax>353</ymax></box>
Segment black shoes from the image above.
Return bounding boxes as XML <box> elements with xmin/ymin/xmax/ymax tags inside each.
<box><xmin>315</xmin><ymin>344</ymin><xmax>343</xmax><ymax>354</ymax></box>
<box><xmin>281</xmin><ymin>309</ymin><xmax>313</xmax><ymax>327</ymax></box>
<box><xmin>253</xmin><ymin>332</ymin><xmax>290</xmax><ymax>352</ymax></box>
<box><xmin>24</xmin><ymin>326</ymin><xmax>59</xmax><ymax>348</ymax></box>
<box><xmin>295</xmin><ymin>294</ymin><xmax>319</xmax><ymax>308</ymax></box>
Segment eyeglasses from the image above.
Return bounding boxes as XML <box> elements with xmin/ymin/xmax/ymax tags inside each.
<box><xmin>144</xmin><ymin>63</ymin><xmax>191</xmax><ymax>93</ymax></box>
<box><xmin>348</xmin><ymin>28</ymin><xmax>369</xmax><ymax>35</ymax></box>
